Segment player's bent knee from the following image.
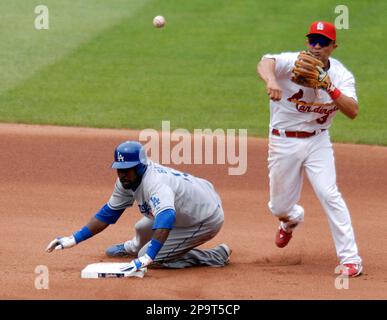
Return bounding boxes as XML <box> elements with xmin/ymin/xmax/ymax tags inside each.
<box><xmin>134</xmin><ymin>217</ymin><xmax>153</xmax><ymax>233</ymax></box>
<box><xmin>268</xmin><ymin>201</ymin><xmax>292</xmax><ymax>218</ymax></box>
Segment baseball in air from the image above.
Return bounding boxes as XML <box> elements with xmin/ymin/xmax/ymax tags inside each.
<box><xmin>153</xmin><ymin>15</ymin><xmax>166</xmax><ymax>28</ymax></box>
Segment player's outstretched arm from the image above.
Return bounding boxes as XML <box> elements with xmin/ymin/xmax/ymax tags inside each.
<box><xmin>46</xmin><ymin>201</ymin><xmax>126</xmax><ymax>253</ymax></box>
<box><xmin>46</xmin><ymin>216</ymin><xmax>109</xmax><ymax>253</ymax></box>
<box><xmin>257</xmin><ymin>58</ymin><xmax>282</xmax><ymax>101</ymax></box>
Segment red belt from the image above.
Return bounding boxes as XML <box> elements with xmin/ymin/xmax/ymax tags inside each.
<box><xmin>271</xmin><ymin>128</ymin><xmax>326</xmax><ymax>138</ymax></box>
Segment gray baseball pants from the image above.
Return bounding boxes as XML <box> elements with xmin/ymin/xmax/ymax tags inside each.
<box><xmin>129</xmin><ymin>206</ymin><xmax>228</xmax><ymax>268</ymax></box>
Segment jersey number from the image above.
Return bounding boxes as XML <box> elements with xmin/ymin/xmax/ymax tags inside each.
<box><xmin>316</xmin><ymin>114</ymin><xmax>329</xmax><ymax>124</ymax></box>
<box><xmin>155</xmin><ymin>166</ymin><xmax>192</xmax><ymax>182</ymax></box>
<box><xmin>170</xmin><ymin>169</ymin><xmax>192</xmax><ymax>182</ymax></box>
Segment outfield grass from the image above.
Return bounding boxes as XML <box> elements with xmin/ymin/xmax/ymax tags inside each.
<box><xmin>0</xmin><ymin>0</ymin><xmax>386</xmax><ymax>145</ymax></box>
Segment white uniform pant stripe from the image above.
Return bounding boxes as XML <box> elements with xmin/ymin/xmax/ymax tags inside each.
<box><xmin>158</xmin><ymin>222</ymin><xmax>205</xmax><ymax>262</ymax></box>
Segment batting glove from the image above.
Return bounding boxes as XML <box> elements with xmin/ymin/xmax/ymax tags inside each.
<box><xmin>46</xmin><ymin>235</ymin><xmax>77</xmax><ymax>252</ymax></box>
<box><xmin>120</xmin><ymin>254</ymin><xmax>153</xmax><ymax>274</ymax></box>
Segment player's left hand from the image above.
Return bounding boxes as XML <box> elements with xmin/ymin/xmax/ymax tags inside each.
<box><xmin>120</xmin><ymin>254</ymin><xmax>153</xmax><ymax>274</ymax></box>
<box><xmin>291</xmin><ymin>51</ymin><xmax>334</xmax><ymax>91</ymax></box>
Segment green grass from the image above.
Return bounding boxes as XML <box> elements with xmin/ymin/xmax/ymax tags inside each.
<box><xmin>0</xmin><ymin>0</ymin><xmax>386</xmax><ymax>145</ymax></box>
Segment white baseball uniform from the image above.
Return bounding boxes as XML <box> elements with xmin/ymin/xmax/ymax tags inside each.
<box><xmin>261</xmin><ymin>51</ymin><xmax>362</xmax><ymax>264</ymax></box>
<box><xmin>106</xmin><ymin>161</ymin><xmax>228</xmax><ymax>267</ymax></box>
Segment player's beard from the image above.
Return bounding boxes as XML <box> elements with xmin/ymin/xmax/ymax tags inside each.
<box><xmin>120</xmin><ymin>177</ymin><xmax>141</xmax><ymax>191</ymax></box>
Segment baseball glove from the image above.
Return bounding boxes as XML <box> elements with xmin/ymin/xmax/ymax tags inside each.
<box><xmin>291</xmin><ymin>51</ymin><xmax>331</xmax><ymax>90</ymax></box>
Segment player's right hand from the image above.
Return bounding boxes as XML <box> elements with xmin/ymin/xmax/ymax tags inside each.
<box><xmin>46</xmin><ymin>235</ymin><xmax>76</xmax><ymax>252</ymax></box>
<box><xmin>266</xmin><ymin>79</ymin><xmax>282</xmax><ymax>101</ymax></box>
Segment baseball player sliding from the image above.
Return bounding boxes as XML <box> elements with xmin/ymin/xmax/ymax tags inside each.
<box><xmin>46</xmin><ymin>141</ymin><xmax>231</xmax><ymax>273</ymax></box>
<box><xmin>257</xmin><ymin>21</ymin><xmax>363</xmax><ymax>277</ymax></box>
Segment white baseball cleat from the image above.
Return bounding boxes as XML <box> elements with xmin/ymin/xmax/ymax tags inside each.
<box><xmin>340</xmin><ymin>263</ymin><xmax>363</xmax><ymax>277</ymax></box>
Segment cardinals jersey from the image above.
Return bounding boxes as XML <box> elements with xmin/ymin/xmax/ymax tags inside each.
<box><xmin>261</xmin><ymin>52</ymin><xmax>358</xmax><ymax>131</ymax></box>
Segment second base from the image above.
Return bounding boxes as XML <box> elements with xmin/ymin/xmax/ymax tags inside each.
<box><xmin>81</xmin><ymin>263</ymin><xmax>147</xmax><ymax>279</ymax></box>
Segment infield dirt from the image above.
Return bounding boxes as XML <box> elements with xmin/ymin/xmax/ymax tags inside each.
<box><xmin>1</xmin><ymin>123</ymin><xmax>386</xmax><ymax>299</ymax></box>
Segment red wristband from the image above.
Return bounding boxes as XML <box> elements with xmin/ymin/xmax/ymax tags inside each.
<box><xmin>329</xmin><ymin>88</ymin><xmax>341</xmax><ymax>100</ymax></box>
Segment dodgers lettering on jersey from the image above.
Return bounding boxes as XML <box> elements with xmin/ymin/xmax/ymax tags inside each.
<box><xmin>107</xmin><ymin>161</ymin><xmax>221</xmax><ymax>227</ymax></box>
<box><xmin>261</xmin><ymin>52</ymin><xmax>358</xmax><ymax>132</ymax></box>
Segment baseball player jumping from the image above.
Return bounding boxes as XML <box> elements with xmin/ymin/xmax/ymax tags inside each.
<box><xmin>257</xmin><ymin>21</ymin><xmax>363</xmax><ymax>277</ymax></box>
<box><xmin>46</xmin><ymin>141</ymin><xmax>231</xmax><ymax>273</ymax></box>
